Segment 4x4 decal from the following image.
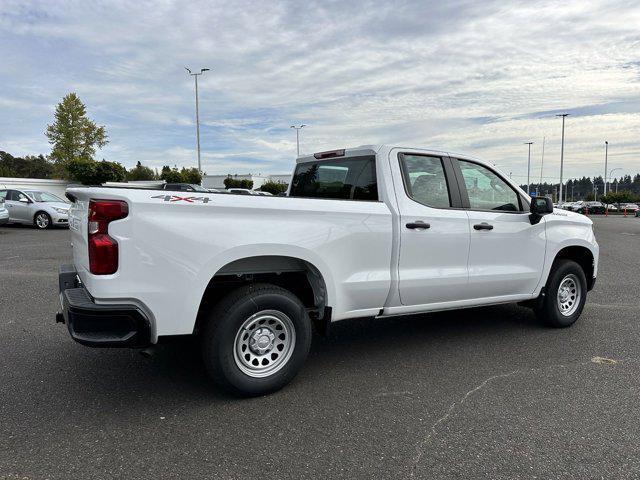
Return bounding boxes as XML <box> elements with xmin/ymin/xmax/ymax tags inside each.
<box><xmin>151</xmin><ymin>195</ymin><xmax>211</xmax><ymax>203</ymax></box>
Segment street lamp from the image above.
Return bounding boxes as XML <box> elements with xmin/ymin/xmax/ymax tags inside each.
<box><xmin>290</xmin><ymin>124</ymin><xmax>307</xmax><ymax>157</ymax></box>
<box><xmin>538</xmin><ymin>136</ymin><xmax>545</xmax><ymax>197</ymax></box>
<box><xmin>609</xmin><ymin>167</ymin><xmax>622</xmax><ymax>194</ymax></box>
<box><xmin>525</xmin><ymin>142</ymin><xmax>534</xmax><ymax>195</ymax></box>
<box><xmin>556</xmin><ymin>113</ymin><xmax>570</xmax><ymax>203</ymax></box>
<box><xmin>185</xmin><ymin>67</ymin><xmax>210</xmax><ymax>175</ymax></box>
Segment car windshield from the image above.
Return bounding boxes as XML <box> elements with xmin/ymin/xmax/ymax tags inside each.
<box><xmin>26</xmin><ymin>191</ymin><xmax>66</xmax><ymax>203</ymax></box>
<box><xmin>189</xmin><ymin>184</ymin><xmax>209</xmax><ymax>192</ymax></box>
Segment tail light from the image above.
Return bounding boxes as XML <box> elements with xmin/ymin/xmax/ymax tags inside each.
<box><xmin>88</xmin><ymin>200</ymin><xmax>128</xmax><ymax>275</ymax></box>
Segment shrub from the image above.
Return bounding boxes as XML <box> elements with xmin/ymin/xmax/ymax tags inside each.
<box><xmin>259</xmin><ymin>180</ymin><xmax>288</xmax><ymax>195</ymax></box>
<box><xmin>224</xmin><ymin>177</ymin><xmax>254</xmax><ymax>189</ymax></box>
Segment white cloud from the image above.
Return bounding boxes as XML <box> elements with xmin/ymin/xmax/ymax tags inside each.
<box><xmin>1</xmin><ymin>0</ymin><xmax>639</xmax><ymax>180</ymax></box>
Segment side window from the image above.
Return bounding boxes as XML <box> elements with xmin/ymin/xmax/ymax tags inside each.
<box><xmin>399</xmin><ymin>154</ymin><xmax>451</xmax><ymax>208</ymax></box>
<box><xmin>458</xmin><ymin>160</ymin><xmax>521</xmax><ymax>212</ymax></box>
<box><xmin>289</xmin><ymin>156</ymin><xmax>378</xmax><ymax>201</ymax></box>
<box><xmin>7</xmin><ymin>190</ymin><xmax>18</xmax><ymax>201</ymax></box>
<box><xmin>0</xmin><ymin>190</ymin><xmax>7</xmax><ymax>200</ymax></box>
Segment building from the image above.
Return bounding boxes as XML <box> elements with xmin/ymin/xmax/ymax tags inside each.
<box><xmin>0</xmin><ymin>177</ymin><xmax>72</xmax><ymax>199</ymax></box>
<box><xmin>202</xmin><ymin>174</ymin><xmax>292</xmax><ymax>190</ymax></box>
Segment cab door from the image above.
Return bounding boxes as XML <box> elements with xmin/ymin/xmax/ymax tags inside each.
<box><xmin>453</xmin><ymin>158</ymin><xmax>546</xmax><ymax>299</ymax></box>
<box><xmin>394</xmin><ymin>152</ymin><xmax>471</xmax><ymax>306</ymax></box>
<box><xmin>6</xmin><ymin>190</ymin><xmax>32</xmax><ymax>223</ymax></box>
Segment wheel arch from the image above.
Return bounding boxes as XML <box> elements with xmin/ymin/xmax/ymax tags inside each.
<box><xmin>194</xmin><ymin>254</ymin><xmax>331</xmax><ymax>335</ymax></box>
<box><xmin>551</xmin><ymin>245</ymin><xmax>595</xmax><ymax>290</ymax></box>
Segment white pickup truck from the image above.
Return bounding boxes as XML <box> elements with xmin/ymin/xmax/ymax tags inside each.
<box><xmin>58</xmin><ymin>145</ymin><xmax>599</xmax><ymax>396</ymax></box>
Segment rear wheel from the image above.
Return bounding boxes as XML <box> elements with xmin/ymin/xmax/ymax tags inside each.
<box><xmin>34</xmin><ymin>211</ymin><xmax>51</xmax><ymax>229</ymax></box>
<box><xmin>201</xmin><ymin>283</ymin><xmax>312</xmax><ymax>396</ymax></box>
<box><xmin>535</xmin><ymin>259</ymin><xmax>587</xmax><ymax>328</ymax></box>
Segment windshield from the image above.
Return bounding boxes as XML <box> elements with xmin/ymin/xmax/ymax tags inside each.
<box><xmin>26</xmin><ymin>191</ymin><xmax>66</xmax><ymax>203</ymax></box>
<box><xmin>190</xmin><ymin>184</ymin><xmax>209</xmax><ymax>192</ymax></box>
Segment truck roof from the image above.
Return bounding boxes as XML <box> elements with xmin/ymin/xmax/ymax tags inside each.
<box><xmin>296</xmin><ymin>144</ymin><xmax>486</xmax><ymax>166</ymax></box>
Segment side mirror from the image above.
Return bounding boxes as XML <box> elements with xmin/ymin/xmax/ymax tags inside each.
<box><xmin>529</xmin><ymin>196</ymin><xmax>553</xmax><ymax>224</ymax></box>
<box><xmin>530</xmin><ymin>196</ymin><xmax>553</xmax><ymax>214</ymax></box>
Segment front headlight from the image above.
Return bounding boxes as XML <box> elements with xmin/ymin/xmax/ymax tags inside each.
<box><xmin>53</xmin><ymin>207</ymin><xmax>68</xmax><ymax>214</ymax></box>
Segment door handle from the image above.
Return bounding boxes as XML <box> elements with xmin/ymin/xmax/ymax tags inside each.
<box><xmin>406</xmin><ymin>221</ymin><xmax>430</xmax><ymax>230</ymax></box>
<box><xmin>473</xmin><ymin>222</ymin><xmax>493</xmax><ymax>231</ymax></box>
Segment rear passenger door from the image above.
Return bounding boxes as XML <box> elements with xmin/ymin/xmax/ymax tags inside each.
<box><xmin>453</xmin><ymin>158</ymin><xmax>546</xmax><ymax>299</ymax></box>
<box><xmin>395</xmin><ymin>153</ymin><xmax>471</xmax><ymax>306</ymax></box>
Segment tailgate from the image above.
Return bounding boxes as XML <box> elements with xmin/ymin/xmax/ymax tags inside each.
<box><xmin>67</xmin><ymin>191</ymin><xmax>90</xmax><ymax>277</ymax></box>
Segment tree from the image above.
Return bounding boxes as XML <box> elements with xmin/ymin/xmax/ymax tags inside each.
<box><xmin>160</xmin><ymin>165</ymin><xmax>184</xmax><ymax>183</ymax></box>
<box><xmin>66</xmin><ymin>158</ymin><xmax>127</xmax><ymax>185</ymax></box>
<box><xmin>0</xmin><ymin>151</ymin><xmax>54</xmax><ymax>178</ymax></box>
<box><xmin>45</xmin><ymin>93</ymin><xmax>108</xmax><ymax>172</ymax></box>
<box><xmin>259</xmin><ymin>180</ymin><xmax>288</xmax><ymax>195</ymax></box>
<box><xmin>180</xmin><ymin>167</ymin><xmax>202</xmax><ymax>184</ymax></box>
<box><xmin>224</xmin><ymin>176</ymin><xmax>254</xmax><ymax>189</ymax></box>
<box><xmin>127</xmin><ymin>161</ymin><xmax>156</xmax><ymax>181</ymax></box>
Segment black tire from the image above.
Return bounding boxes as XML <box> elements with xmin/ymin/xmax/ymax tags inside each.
<box><xmin>535</xmin><ymin>259</ymin><xmax>587</xmax><ymax>328</ymax></box>
<box><xmin>201</xmin><ymin>283</ymin><xmax>312</xmax><ymax>397</ymax></box>
<box><xmin>34</xmin><ymin>211</ymin><xmax>52</xmax><ymax>229</ymax></box>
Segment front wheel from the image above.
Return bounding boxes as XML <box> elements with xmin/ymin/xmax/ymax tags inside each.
<box><xmin>34</xmin><ymin>212</ymin><xmax>52</xmax><ymax>229</ymax></box>
<box><xmin>535</xmin><ymin>259</ymin><xmax>587</xmax><ymax>328</ymax></box>
<box><xmin>201</xmin><ymin>283</ymin><xmax>312</xmax><ymax>396</ymax></box>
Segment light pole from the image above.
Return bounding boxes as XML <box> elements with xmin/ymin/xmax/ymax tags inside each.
<box><xmin>556</xmin><ymin>113</ymin><xmax>570</xmax><ymax>203</ymax></box>
<box><xmin>185</xmin><ymin>67</ymin><xmax>210</xmax><ymax>175</ymax></box>
<box><xmin>603</xmin><ymin>141</ymin><xmax>609</xmax><ymax>195</ymax></box>
<box><xmin>539</xmin><ymin>136</ymin><xmax>545</xmax><ymax>196</ymax></box>
<box><xmin>525</xmin><ymin>142</ymin><xmax>533</xmax><ymax>195</ymax></box>
<box><xmin>290</xmin><ymin>124</ymin><xmax>307</xmax><ymax>157</ymax></box>
<box><xmin>609</xmin><ymin>167</ymin><xmax>622</xmax><ymax>194</ymax></box>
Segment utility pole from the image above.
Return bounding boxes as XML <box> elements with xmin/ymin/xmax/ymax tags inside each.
<box><xmin>185</xmin><ymin>67</ymin><xmax>210</xmax><ymax>175</ymax></box>
<box><xmin>604</xmin><ymin>141</ymin><xmax>609</xmax><ymax>195</ymax></box>
<box><xmin>556</xmin><ymin>113</ymin><xmax>570</xmax><ymax>203</ymax></box>
<box><xmin>290</xmin><ymin>124</ymin><xmax>307</xmax><ymax>157</ymax></box>
<box><xmin>525</xmin><ymin>142</ymin><xmax>534</xmax><ymax>195</ymax></box>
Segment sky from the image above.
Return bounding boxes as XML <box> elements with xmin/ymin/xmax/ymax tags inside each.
<box><xmin>1</xmin><ymin>0</ymin><xmax>639</xmax><ymax>183</ymax></box>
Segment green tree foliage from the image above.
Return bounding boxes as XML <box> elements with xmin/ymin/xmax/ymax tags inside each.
<box><xmin>180</xmin><ymin>167</ymin><xmax>202</xmax><ymax>184</ymax></box>
<box><xmin>66</xmin><ymin>159</ymin><xmax>127</xmax><ymax>185</ymax></box>
<box><xmin>600</xmin><ymin>190</ymin><xmax>636</xmax><ymax>205</ymax></box>
<box><xmin>223</xmin><ymin>177</ymin><xmax>254</xmax><ymax>189</ymax></box>
<box><xmin>160</xmin><ymin>165</ymin><xmax>184</xmax><ymax>183</ymax></box>
<box><xmin>259</xmin><ymin>180</ymin><xmax>288</xmax><ymax>195</ymax></box>
<box><xmin>0</xmin><ymin>151</ymin><xmax>54</xmax><ymax>178</ymax></box>
<box><xmin>127</xmin><ymin>161</ymin><xmax>157</xmax><ymax>181</ymax></box>
<box><xmin>45</xmin><ymin>93</ymin><xmax>108</xmax><ymax>169</ymax></box>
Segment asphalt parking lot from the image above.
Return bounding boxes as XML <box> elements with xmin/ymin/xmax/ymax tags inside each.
<box><xmin>1</xmin><ymin>217</ymin><xmax>639</xmax><ymax>480</ymax></box>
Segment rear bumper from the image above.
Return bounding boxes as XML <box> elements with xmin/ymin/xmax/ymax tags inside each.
<box><xmin>57</xmin><ymin>264</ymin><xmax>151</xmax><ymax>348</ymax></box>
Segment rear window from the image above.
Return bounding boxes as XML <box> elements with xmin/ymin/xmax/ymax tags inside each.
<box><xmin>289</xmin><ymin>155</ymin><xmax>378</xmax><ymax>201</ymax></box>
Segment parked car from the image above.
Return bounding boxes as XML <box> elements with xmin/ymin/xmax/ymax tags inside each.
<box><xmin>58</xmin><ymin>145</ymin><xmax>599</xmax><ymax>396</ymax></box>
<box><xmin>605</xmin><ymin>204</ymin><xmax>618</xmax><ymax>212</ymax></box>
<box><xmin>227</xmin><ymin>188</ymin><xmax>257</xmax><ymax>195</ymax></box>
<box><xmin>572</xmin><ymin>201</ymin><xmax>605</xmax><ymax>214</ymax></box>
<box><xmin>620</xmin><ymin>203</ymin><xmax>639</xmax><ymax>213</ymax></box>
<box><xmin>0</xmin><ymin>189</ymin><xmax>70</xmax><ymax>229</ymax></box>
<box><xmin>0</xmin><ymin>197</ymin><xmax>9</xmax><ymax>225</ymax></box>
<box><xmin>162</xmin><ymin>183</ymin><xmax>211</xmax><ymax>193</ymax></box>
<box><xmin>256</xmin><ymin>191</ymin><xmax>273</xmax><ymax>196</ymax></box>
